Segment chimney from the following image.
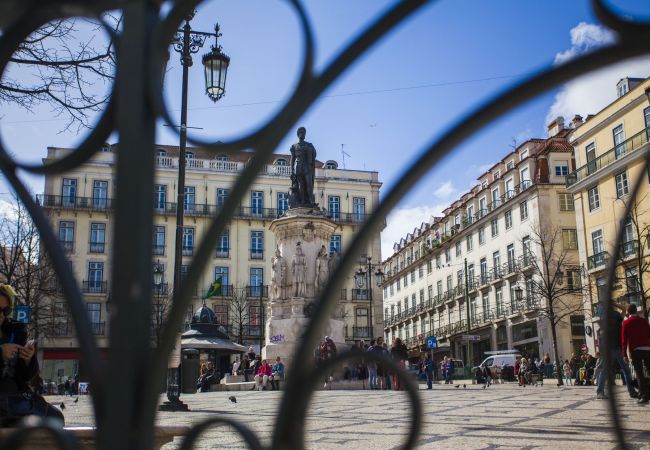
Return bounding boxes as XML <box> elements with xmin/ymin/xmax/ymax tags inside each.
<box><xmin>547</xmin><ymin>116</ymin><xmax>565</xmax><ymax>137</ymax></box>
<box><xmin>570</xmin><ymin>114</ymin><xmax>583</xmax><ymax>129</ymax></box>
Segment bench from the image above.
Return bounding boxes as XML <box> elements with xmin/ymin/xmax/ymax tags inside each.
<box><xmin>0</xmin><ymin>425</ymin><xmax>189</xmax><ymax>449</ymax></box>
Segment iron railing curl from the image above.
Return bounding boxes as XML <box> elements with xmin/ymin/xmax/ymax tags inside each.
<box><xmin>0</xmin><ymin>0</ymin><xmax>647</xmax><ymax>449</ymax></box>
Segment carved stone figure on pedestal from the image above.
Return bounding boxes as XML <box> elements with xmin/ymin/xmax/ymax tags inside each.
<box><xmin>315</xmin><ymin>245</ymin><xmax>329</xmax><ymax>292</ymax></box>
<box><xmin>289</xmin><ymin>127</ymin><xmax>316</xmax><ymax>208</ymax></box>
<box><xmin>292</xmin><ymin>243</ymin><xmax>306</xmax><ymax>297</ymax></box>
<box><xmin>270</xmin><ymin>248</ymin><xmax>288</xmax><ymax>300</ymax></box>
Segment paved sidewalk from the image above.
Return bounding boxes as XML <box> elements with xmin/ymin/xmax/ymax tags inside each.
<box><xmin>52</xmin><ymin>382</ymin><xmax>650</xmax><ymax>449</ymax></box>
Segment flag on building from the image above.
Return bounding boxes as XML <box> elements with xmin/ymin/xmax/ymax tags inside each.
<box><xmin>204</xmin><ymin>277</ymin><xmax>222</xmax><ymax>299</ymax></box>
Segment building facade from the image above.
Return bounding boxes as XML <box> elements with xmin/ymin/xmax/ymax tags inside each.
<box><xmin>566</xmin><ymin>76</ymin><xmax>650</xmax><ymax>353</ymax></box>
<box><xmin>37</xmin><ymin>144</ymin><xmax>383</xmax><ymax>381</ymax></box>
<box><xmin>382</xmin><ymin>127</ymin><xmax>584</xmax><ymax>366</ymax></box>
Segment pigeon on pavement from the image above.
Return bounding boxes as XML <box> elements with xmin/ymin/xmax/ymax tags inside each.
<box><xmin>455</xmin><ymin>385</ymin><xmax>460</xmax><ymax>389</ymax></box>
<box><xmin>74</xmin><ymin>397</ymin><xmax>79</xmax><ymax>403</ymax></box>
<box><xmin>228</xmin><ymin>396</ymin><xmax>237</xmax><ymax>403</ymax></box>
<box><xmin>463</xmin><ymin>384</ymin><xmax>466</xmax><ymax>389</ymax></box>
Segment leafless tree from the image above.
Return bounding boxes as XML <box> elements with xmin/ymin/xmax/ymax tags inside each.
<box><xmin>517</xmin><ymin>224</ymin><xmax>586</xmax><ymax>386</ymax></box>
<box><xmin>229</xmin><ymin>285</ymin><xmax>253</xmax><ymax>346</ymax></box>
<box><xmin>150</xmin><ymin>286</ymin><xmax>172</xmax><ymax>349</ymax></box>
<box><xmin>0</xmin><ymin>194</ymin><xmax>60</xmax><ymax>341</ymax></box>
<box><xmin>614</xmin><ymin>193</ymin><xmax>650</xmax><ymax>323</ymax></box>
<box><xmin>2</xmin><ymin>15</ymin><xmax>120</xmax><ymax>132</ymax></box>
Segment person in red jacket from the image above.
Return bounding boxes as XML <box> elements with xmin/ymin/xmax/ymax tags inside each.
<box><xmin>254</xmin><ymin>359</ymin><xmax>272</xmax><ymax>391</ymax></box>
<box><xmin>621</xmin><ymin>304</ymin><xmax>650</xmax><ymax>404</ymax></box>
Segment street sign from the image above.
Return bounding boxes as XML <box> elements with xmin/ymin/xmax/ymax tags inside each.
<box><xmin>580</xmin><ymin>344</ymin><xmax>588</xmax><ymax>354</ymax></box>
<box><xmin>426</xmin><ymin>336</ymin><xmax>438</xmax><ymax>349</ymax></box>
<box><xmin>461</xmin><ymin>334</ymin><xmax>481</xmax><ymax>342</ymax></box>
<box><xmin>16</xmin><ymin>305</ymin><xmax>30</xmax><ymax>324</ymax></box>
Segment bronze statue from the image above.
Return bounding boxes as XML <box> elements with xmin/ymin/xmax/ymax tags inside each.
<box><xmin>289</xmin><ymin>127</ymin><xmax>316</xmax><ymax>208</ymax></box>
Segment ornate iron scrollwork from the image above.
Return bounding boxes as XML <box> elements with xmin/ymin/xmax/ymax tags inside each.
<box><xmin>0</xmin><ymin>0</ymin><xmax>647</xmax><ymax>449</ymax></box>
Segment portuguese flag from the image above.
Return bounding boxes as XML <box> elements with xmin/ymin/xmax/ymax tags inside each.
<box><xmin>204</xmin><ymin>277</ymin><xmax>222</xmax><ymax>299</ymax></box>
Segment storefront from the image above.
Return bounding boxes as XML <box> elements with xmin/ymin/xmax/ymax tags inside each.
<box><xmin>512</xmin><ymin>320</ymin><xmax>540</xmax><ymax>358</ymax></box>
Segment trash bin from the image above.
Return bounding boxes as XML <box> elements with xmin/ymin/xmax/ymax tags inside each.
<box><xmin>181</xmin><ymin>348</ymin><xmax>200</xmax><ymax>394</ymax></box>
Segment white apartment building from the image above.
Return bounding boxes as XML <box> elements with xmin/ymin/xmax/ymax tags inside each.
<box><xmin>382</xmin><ymin>123</ymin><xmax>585</xmax><ymax>366</ymax></box>
<box><xmin>37</xmin><ymin>143</ymin><xmax>382</xmax><ymax>381</ymax></box>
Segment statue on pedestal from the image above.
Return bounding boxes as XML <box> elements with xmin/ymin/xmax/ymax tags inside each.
<box><xmin>271</xmin><ymin>248</ymin><xmax>288</xmax><ymax>301</ymax></box>
<box><xmin>292</xmin><ymin>242</ymin><xmax>306</xmax><ymax>297</ymax></box>
<box><xmin>289</xmin><ymin>127</ymin><xmax>316</xmax><ymax>208</ymax></box>
<box><xmin>315</xmin><ymin>245</ymin><xmax>330</xmax><ymax>291</ymax></box>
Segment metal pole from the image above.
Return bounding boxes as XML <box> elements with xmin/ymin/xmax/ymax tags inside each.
<box><xmin>259</xmin><ymin>282</ymin><xmax>263</xmax><ymax>354</ymax></box>
<box><xmin>368</xmin><ymin>257</ymin><xmax>373</xmax><ymax>341</ymax></box>
<box><xmin>464</xmin><ymin>258</ymin><xmax>471</xmax><ymax>372</ymax></box>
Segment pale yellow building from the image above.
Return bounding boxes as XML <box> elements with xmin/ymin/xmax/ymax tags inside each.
<box><xmin>566</xmin><ymin>76</ymin><xmax>650</xmax><ymax>353</ymax></box>
<box><xmin>37</xmin><ymin>144</ymin><xmax>383</xmax><ymax>381</ymax></box>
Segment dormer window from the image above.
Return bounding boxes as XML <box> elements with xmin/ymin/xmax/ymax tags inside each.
<box><xmin>216</xmin><ymin>154</ymin><xmax>229</xmax><ymax>161</ymax></box>
<box><xmin>506</xmin><ymin>161</ymin><xmax>514</xmax><ymax>170</ymax></box>
<box><xmin>101</xmin><ymin>143</ymin><xmax>111</xmax><ymax>152</ymax></box>
<box><xmin>481</xmin><ymin>181</ymin><xmax>488</xmax><ymax>189</ymax></box>
<box><xmin>186</xmin><ymin>151</ymin><xmax>194</xmax><ymax>159</ymax></box>
<box><xmin>324</xmin><ymin>160</ymin><xmax>338</xmax><ymax>170</ymax></box>
<box><xmin>494</xmin><ymin>170</ymin><xmax>500</xmax><ymax>180</ymax></box>
<box><xmin>156</xmin><ymin>148</ymin><xmax>167</xmax><ymax>157</ymax></box>
<box><xmin>274</xmin><ymin>158</ymin><xmax>288</xmax><ymax>166</ymax></box>
<box><xmin>520</xmin><ymin>149</ymin><xmax>529</xmax><ymax>160</ymax></box>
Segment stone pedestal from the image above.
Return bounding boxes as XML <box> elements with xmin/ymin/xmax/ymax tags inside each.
<box><xmin>262</xmin><ymin>208</ymin><xmax>345</xmax><ymax>368</ymax></box>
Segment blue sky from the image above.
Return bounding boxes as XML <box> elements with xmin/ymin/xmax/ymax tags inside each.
<box><xmin>1</xmin><ymin>0</ymin><xmax>649</xmax><ymax>257</ymax></box>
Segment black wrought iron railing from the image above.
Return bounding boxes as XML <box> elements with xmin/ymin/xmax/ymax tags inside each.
<box><xmin>81</xmin><ymin>280</ymin><xmax>108</xmax><ymax>294</ymax></box>
<box><xmin>587</xmin><ymin>251</ymin><xmax>609</xmax><ymax>270</ymax></box>
<box><xmin>245</xmin><ymin>285</ymin><xmax>269</xmax><ymax>298</ymax></box>
<box><xmin>351</xmin><ymin>288</ymin><xmax>368</xmax><ymax>300</ymax></box>
<box><xmin>3</xmin><ymin>1</ymin><xmax>645</xmax><ymax>449</ymax></box>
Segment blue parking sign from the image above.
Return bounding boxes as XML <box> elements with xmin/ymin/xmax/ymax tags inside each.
<box><xmin>426</xmin><ymin>336</ymin><xmax>438</xmax><ymax>349</ymax></box>
<box><xmin>16</xmin><ymin>305</ymin><xmax>30</xmax><ymax>324</ymax></box>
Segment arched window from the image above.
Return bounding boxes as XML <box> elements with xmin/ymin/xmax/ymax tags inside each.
<box><xmin>274</xmin><ymin>158</ymin><xmax>288</xmax><ymax>166</ymax></box>
<box><xmin>324</xmin><ymin>160</ymin><xmax>338</xmax><ymax>169</ymax></box>
<box><xmin>156</xmin><ymin>148</ymin><xmax>167</xmax><ymax>157</ymax></box>
<box><xmin>101</xmin><ymin>143</ymin><xmax>112</xmax><ymax>152</ymax></box>
<box><xmin>216</xmin><ymin>154</ymin><xmax>229</xmax><ymax>161</ymax></box>
<box><xmin>186</xmin><ymin>151</ymin><xmax>194</xmax><ymax>159</ymax></box>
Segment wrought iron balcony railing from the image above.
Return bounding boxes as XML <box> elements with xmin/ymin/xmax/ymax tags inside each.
<box><xmin>587</xmin><ymin>251</ymin><xmax>609</xmax><ymax>270</ymax></box>
<box><xmin>351</xmin><ymin>289</ymin><xmax>368</xmax><ymax>300</ymax></box>
<box><xmin>566</xmin><ymin>127</ymin><xmax>650</xmax><ymax>186</ymax></box>
<box><xmin>81</xmin><ymin>281</ymin><xmax>108</xmax><ymax>294</ymax></box>
<box><xmin>245</xmin><ymin>285</ymin><xmax>269</xmax><ymax>298</ymax></box>
<box><xmin>620</xmin><ymin>240</ymin><xmax>638</xmax><ymax>258</ymax></box>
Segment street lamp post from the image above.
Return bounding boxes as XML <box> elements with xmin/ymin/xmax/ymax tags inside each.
<box><xmin>354</xmin><ymin>257</ymin><xmax>384</xmax><ymax>341</ymax></box>
<box><xmin>164</xmin><ymin>10</ymin><xmax>230</xmax><ymax>412</ymax></box>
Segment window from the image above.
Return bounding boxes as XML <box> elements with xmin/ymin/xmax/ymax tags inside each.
<box><xmin>562</xmin><ymin>229</ymin><xmax>578</xmax><ymax>250</ymax></box>
<box><xmin>154</xmin><ymin>185</ymin><xmax>167</xmax><ymax>210</ymax></box>
<box><xmin>427</xmin><ymin>285</ymin><xmax>433</xmax><ymax>301</ymax></box>
<box><xmin>491</xmin><ymin>218</ymin><xmax>499</xmax><ymax>237</ymax></box>
<box><xmin>519</xmin><ymin>200</ymin><xmax>528</xmax><ymax>220</ymax></box>
<box><xmin>491</xmin><ymin>188</ymin><xmax>500</xmax><ymax>208</ymax></box>
<box><xmin>495</xmin><ymin>288</ymin><xmax>503</xmax><ymax>315</ymax></box>
<box><xmin>89</xmin><ymin>223</ymin><xmax>106</xmax><ymax>253</ymax></box>
<box><xmin>277</xmin><ymin>192</ymin><xmax>289</xmax><ymax>217</ymax></box>
<box><xmin>507</xmin><ymin>244</ymin><xmax>515</xmax><ymax>271</ymax></box>
<box><xmin>87</xmin><ymin>303</ymin><xmax>102</xmax><ymax>334</ymax></box>
<box><xmin>328</xmin><ymin>195</ymin><xmax>340</xmax><ymax>220</ymax></box>
<box><xmin>466</xmin><ymin>235</ymin><xmax>473</xmax><ymax>252</ymax></box>
<box><xmin>625</xmin><ymin>268</ymin><xmax>640</xmax><ymax>300</ymax></box>
<box><xmin>455</xmin><ymin>241</ymin><xmax>462</xmax><ymax>257</ymax></box>
<box><xmin>613</xmin><ymin>124</ymin><xmax>625</xmax><ymax>158</ymax></box>
<box><xmin>410</xmin><ymin>270</ymin><xmax>415</xmax><ymax>283</ymax></box>
<box><xmin>403</xmin><ymin>275</ymin><xmax>408</xmax><ymax>287</ymax></box>
<box><xmin>184</xmin><ymin>186</ymin><xmax>195</xmax><ymax>212</ymax></box>
<box><xmin>591</xmin><ymin>230</ymin><xmax>604</xmax><ymax>255</ymax></box>
<box><xmin>59</xmin><ymin>221</ymin><xmax>75</xmax><ymax>252</ymax></box>
<box><xmin>87</xmin><ymin>262</ymin><xmax>104</xmax><ymax>292</ymax></box>
<box><xmin>329</xmin><ymin>234</ymin><xmax>341</xmax><ymax>256</ymax></box>
<box><xmin>216</xmin><ymin>154</ymin><xmax>229</xmax><ymax>161</ymax></box>
<box><xmin>482</xmin><ymin>292</ymin><xmax>490</xmax><ymax>316</ymax></box>
<box><xmin>522</xmin><ymin>236</ymin><xmax>531</xmax><ymax>265</ymax></box>
<box><xmin>251</xmin><ymin>191</ymin><xmax>264</xmax><ymax>216</ymax></box>
<box><xmin>92</xmin><ymin>180</ymin><xmax>108</xmax><ymax>209</ymax></box>
<box><xmin>182</xmin><ymin>228</ymin><xmax>194</xmax><ymax>256</ymax></box>
<box><xmin>479</xmin><ymin>197</ymin><xmax>487</xmax><ymax>216</ymax></box>
<box><xmin>622</xmin><ymin>217</ymin><xmax>635</xmax><ymax>256</ymax></box>
<box><xmin>216</xmin><ymin>188</ymin><xmax>229</xmax><ymax>207</ymax></box>
<box><xmin>520</xmin><ymin>149</ymin><xmax>529</xmax><ymax>160</ymax></box>
<box><xmin>216</xmin><ymin>229</ymin><xmax>229</xmax><ymax>258</ymax></box>
<box><xmin>558</xmin><ymin>193</ymin><xmax>574</xmax><ymax>211</ymax></box>
<box><xmin>353</xmin><ymin>197</ymin><xmax>366</xmax><ymax>221</ymax></box>
<box><xmin>248</xmin><ymin>305</ymin><xmax>261</xmax><ymax>336</ymax></box>
<box><xmin>249</xmin><ymin>268</ymin><xmax>264</xmax><ymax>296</ymax></box>
<box><xmin>435</xmin><ymin>255</ymin><xmax>441</xmax><ymax>269</ymax></box>
<box><xmin>585</xmin><ymin>142</ymin><xmax>597</xmax><ymax>175</ymax></box>
<box><xmin>494</xmin><ymin>170</ymin><xmax>501</xmax><ymax>180</ymax></box>
<box><xmin>62</xmin><ymin>178</ymin><xmax>77</xmax><ymax>207</ymax></box>
<box><xmin>467</xmin><ymin>205</ymin><xmax>475</xmax><ymax>223</ymax></box>
<box><xmin>555</xmin><ymin>161</ymin><xmax>569</xmax><ymax>176</ymax></box>
<box><xmin>588</xmin><ymin>186</ymin><xmax>600</xmax><ymax>211</ymax></box>
<box><xmin>250</xmin><ymin>230</ymin><xmax>264</xmax><ymax>259</ymax></box>
<box><xmin>214</xmin><ymin>304</ymin><xmax>228</xmax><ymax>325</ymax></box>
<box><xmin>505</xmin><ymin>178</ymin><xmax>514</xmax><ymax>198</ymax></box>
<box><xmin>427</xmin><ymin>260</ymin><xmax>432</xmax><ymax>274</ymax></box>
<box><xmin>411</xmin><ymin>294</ymin><xmax>416</xmax><ymax>309</ymax></box>
<box><xmin>480</xmin><ymin>258</ymin><xmax>488</xmax><ymax>283</ymax></box>
<box><xmin>506</xmin><ymin>161</ymin><xmax>514</xmax><ymax>170</ymax></box>
<box><xmin>436</xmin><ymin>280</ymin><xmax>443</xmax><ymax>296</ymax></box>
<box><xmin>504</xmin><ymin>210</ymin><xmax>512</xmax><ymax>229</ymax></box>
<box><xmin>567</xmin><ymin>269</ymin><xmax>581</xmax><ymax>290</ymax></box>
<box><xmin>615</xmin><ymin>171</ymin><xmax>629</xmax><ymax>198</ymax></box>
<box><xmin>418</xmin><ymin>264</ymin><xmax>424</xmax><ymax>278</ymax></box>
<box><xmin>445</xmin><ymin>248</ymin><xmax>451</xmax><ymax>264</ymax></box>
<box><xmin>570</xmin><ymin>316</ymin><xmax>585</xmax><ymax>336</ymax></box>
<box><xmin>152</xmin><ymin>226</ymin><xmax>165</xmax><ymax>255</ymax></box>
<box><xmin>396</xmin><ymin>278</ymin><xmax>401</xmax><ymax>292</ymax></box>
<box><xmin>520</xmin><ymin>167</ymin><xmax>530</xmax><ymax>188</ymax></box>
<box><xmin>446</xmin><ymin>275</ymin><xmax>453</xmax><ymax>292</ymax></box>
<box><xmin>493</xmin><ymin>251</ymin><xmax>501</xmax><ymax>276</ymax></box>
<box><xmin>390</xmin><ymin>283</ymin><xmax>394</xmax><ymax>296</ymax></box>
<box><xmin>478</xmin><ymin>227</ymin><xmax>485</xmax><ymax>245</ymax></box>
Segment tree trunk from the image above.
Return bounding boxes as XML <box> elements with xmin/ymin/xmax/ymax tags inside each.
<box><xmin>550</xmin><ymin>318</ymin><xmax>563</xmax><ymax>386</ymax></box>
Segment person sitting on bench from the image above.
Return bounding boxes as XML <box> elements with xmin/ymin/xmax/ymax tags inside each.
<box><xmin>270</xmin><ymin>357</ymin><xmax>285</xmax><ymax>390</ymax></box>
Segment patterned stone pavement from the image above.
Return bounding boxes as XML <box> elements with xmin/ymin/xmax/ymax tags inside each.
<box><xmin>50</xmin><ymin>381</ymin><xmax>650</xmax><ymax>449</ymax></box>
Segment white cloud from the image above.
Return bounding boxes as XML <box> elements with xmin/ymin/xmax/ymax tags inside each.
<box><xmin>381</xmin><ymin>204</ymin><xmax>446</xmax><ymax>259</ymax></box>
<box><xmin>433</xmin><ymin>180</ymin><xmax>456</xmax><ymax>199</ymax></box>
<box><xmin>546</xmin><ymin>22</ymin><xmax>650</xmax><ymax>126</ymax></box>
<box><xmin>0</xmin><ymin>200</ymin><xmax>15</xmax><ymax>220</ymax></box>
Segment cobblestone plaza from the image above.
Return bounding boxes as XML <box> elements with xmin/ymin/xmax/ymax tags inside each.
<box><xmin>52</xmin><ymin>382</ymin><xmax>650</xmax><ymax>449</ymax></box>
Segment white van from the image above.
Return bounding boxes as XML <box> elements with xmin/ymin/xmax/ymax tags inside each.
<box><xmin>475</xmin><ymin>353</ymin><xmax>521</xmax><ymax>380</ymax></box>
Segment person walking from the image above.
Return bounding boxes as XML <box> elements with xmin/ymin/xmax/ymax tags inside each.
<box><xmin>381</xmin><ymin>342</ymin><xmax>392</xmax><ymax>390</ymax></box>
<box><xmin>422</xmin><ymin>354</ymin><xmax>434</xmax><ymax>390</ymax></box>
<box><xmin>390</xmin><ymin>338</ymin><xmax>408</xmax><ymax>390</ymax></box>
<box><xmin>367</xmin><ymin>339</ymin><xmax>379</xmax><ymax>390</ymax></box>
<box><xmin>622</xmin><ymin>304</ymin><xmax>650</xmax><ymax>404</ymax></box>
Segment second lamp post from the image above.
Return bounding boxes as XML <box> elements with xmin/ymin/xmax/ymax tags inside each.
<box><xmin>354</xmin><ymin>257</ymin><xmax>384</xmax><ymax>341</ymax></box>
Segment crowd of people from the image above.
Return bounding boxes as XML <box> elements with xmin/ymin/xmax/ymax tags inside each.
<box><xmin>228</xmin><ymin>346</ymin><xmax>285</xmax><ymax>391</ymax></box>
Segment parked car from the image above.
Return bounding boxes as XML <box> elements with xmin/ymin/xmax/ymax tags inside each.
<box><xmin>473</xmin><ymin>353</ymin><xmax>521</xmax><ymax>382</ymax></box>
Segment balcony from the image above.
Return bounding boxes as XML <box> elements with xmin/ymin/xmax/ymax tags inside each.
<box><xmin>82</xmin><ymin>281</ymin><xmax>108</xmax><ymax>294</ymax></box>
<box><xmin>91</xmin><ymin>322</ymin><xmax>106</xmax><ymax>336</ymax></box>
<box><xmin>245</xmin><ymin>285</ymin><xmax>268</xmax><ymax>298</ymax></box>
<box><xmin>566</xmin><ymin>126</ymin><xmax>650</xmax><ymax>187</ymax></box>
<box><xmin>51</xmin><ymin>323</ymin><xmax>73</xmax><ymax>337</ymax></box>
<box><xmin>587</xmin><ymin>251</ymin><xmax>609</xmax><ymax>270</ymax></box>
<box><xmin>89</xmin><ymin>242</ymin><xmax>105</xmax><ymax>253</ymax></box>
<box><xmin>616</xmin><ymin>292</ymin><xmax>642</xmax><ymax>307</ymax></box>
<box><xmin>37</xmin><ymin>194</ymin><xmax>114</xmax><ymax>212</ymax></box>
<box><xmin>182</xmin><ymin>247</ymin><xmax>193</xmax><ymax>257</ymax></box>
<box><xmin>620</xmin><ymin>240</ymin><xmax>638</xmax><ymax>258</ymax></box>
<box><xmin>351</xmin><ymin>289</ymin><xmax>369</xmax><ymax>301</ymax></box>
<box><xmin>152</xmin><ymin>282</ymin><xmax>169</xmax><ymax>296</ymax></box>
<box><xmin>215</xmin><ymin>248</ymin><xmax>229</xmax><ymax>258</ymax></box>
<box><xmin>59</xmin><ymin>240</ymin><xmax>74</xmax><ymax>253</ymax></box>
<box><xmin>352</xmin><ymin>326</ymin><xmax>370</xmax><ymax>339</ymax></box>
<box><xmin>152</xmin><ymin>244</ymin><xmax>165</xmax><ymax>256</ymax></box>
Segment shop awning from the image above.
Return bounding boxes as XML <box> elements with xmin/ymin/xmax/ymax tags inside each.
<box><xmin>180</xmin><ymin>336</ymin><xmax>246</xmax><ymax>353</ymax></box>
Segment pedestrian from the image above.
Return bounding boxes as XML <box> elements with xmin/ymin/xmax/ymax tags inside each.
<box><xmin>390</xmin><ymin>338</ymin><xmax>408</xmax><ymax>390</ymax></box>
<box><xmin>247</xmin><ymin>346</ymin><xmax>256</xmax><ymax>362</ymax></box>
<box><xmin>595</xmin><ymin>302</ymin><xmax>638</xmax><ymax>399</ymax></box>
<box><xmin>563</xmin><ymin>359</ymin><xmax>572</xmax><ymax>386</ymax></box>
<box><xmin>543</xmin><ymin>352</ymin><xmax>553</xmax><ymax>379</ymax></box>
<box><xmin>445</xmin><ymin>357</ymin><xmax>455</xmax><ymax>384</ymax></box>
<box><xmin>482</xmin><ymin>364</ymin><xmax>491</xmax><ymax>388</ymax></box>
<box><xmin>570</xmin><ymin>352</ymin><xmax>580</xmax><ymax>385</ymax></box>
<box><xmin>232</xmin><ymin>357</ymin><xmax>241</xmax><ymax>376</ymax></box>
<box><xmin>367</xmin><ymin>339</ymin><xmax>379</xmax><ymax>390</ymax></box>
<box><xmin>241</xmin><ymin>354</ymin><xmax>251</xmax><ymax>382</ymax></box>
<box><xmin>382</xmin><ymin>342</ymin><xmax>392</xmax><ymax>390</ymax></box>
<box><xmin>422</xmin><ymin>354</ymin><xmax>434</xmax><ymax>390</ymax></box>
<box><xmin>441</xmin><ymin>357</ymin><xmax>448</xmax><ymax>384</ymax></box>
<box><xmin>622</xmin><ymin>303</ymin><xmax>650</xmax><ymax>404</ymax></box>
